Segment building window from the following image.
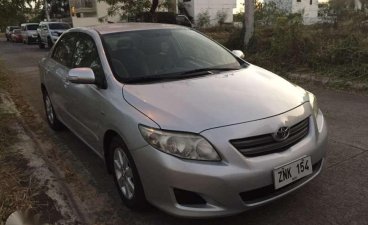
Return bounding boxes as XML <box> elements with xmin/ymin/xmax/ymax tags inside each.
<box><xmin>310</xmin><ymin>0</ymin><xmax>312</xmax><ymax>4</ymax></box>
<box><xmin>297</xmin><ymin>0</ymin><xmax>301</xmax><ymax>2</ymax></box>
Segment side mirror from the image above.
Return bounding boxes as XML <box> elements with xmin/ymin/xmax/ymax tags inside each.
<box><xmin>67</xmin><ymin>68</ymin><xmax>95</xmax><ymax>84</ymax></box>
<box><xmin>232</xmin><ymin>50</ymin><xmax>245</xmax><ymax>59</ymax></box>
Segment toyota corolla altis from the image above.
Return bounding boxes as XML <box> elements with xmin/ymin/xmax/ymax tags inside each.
<box><xmin>39</xmin><ymin>23</ymin><xmax>327</xmax><ymax>218</ymax></box>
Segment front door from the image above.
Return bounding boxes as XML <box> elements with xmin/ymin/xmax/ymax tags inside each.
<box><xmin>65</xmin><ymin>32</ymin><xmax>107</xmax><ymax>151</ymax></box>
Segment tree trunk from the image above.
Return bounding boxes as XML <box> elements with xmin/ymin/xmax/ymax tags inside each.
<box><xmin>44</xmin><ymin>0</ymin><xmax>51</xmax><ymax>21</ymax></box>
<box><xmin>243</xmin><ymin>0</ymin><xmax>255</xmax><ymax>47</ymax></box>
<box><xmin>354</xmin><ymin>0</ymin><xmax>362</xmax><ymax>10</ymax></box>
<box><xmin>150</xmin><ymin>0</ymin><xmax>159</xmax><ymax>13</ymax></box>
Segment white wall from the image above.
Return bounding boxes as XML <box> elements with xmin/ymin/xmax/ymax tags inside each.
<box><xmin>183</xmin><ymin>0</ymin><xmax>237</xmax><ymax>26</ymax></box>
<box><xmin>264</xmin><ymin>0</ymin><xmax>319</xmax><ymax>25</ymax></box>
<box><xmin>71</xmin><ymin>1</ymin><xmax>120</xmax><ymax>27</ymax></box>
<box><xmin>291</xmin><ymin>0</ymin><xmax>319</xmax><ymax>24</ymax></box>
<box><xmin>263</xmin><ymin>0</ymin><xmax>292</xmax><ymax>12</ymax></box>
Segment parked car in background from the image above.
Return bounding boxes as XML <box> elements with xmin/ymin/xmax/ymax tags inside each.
<box><xmin>11</xmin><ymin>29</ymin><xmax>23</xmax><ymax>43</ymax></box>
<box><xmin>131</xmin><ymin>12</ymin><xmax>193</xmax><ymax>27</ymax></box>
<box><xmin>37</xmin><ymin>21</ymin><xmax>71</xmax><ymax>49</ymax></box>
<box><xmin>39</xmin><ymin>23</ymin><xmax>327</xmax><ymax>218</ymax></box>
<box><xmin>5</xmin><ymin>26</ymin><xmax>20</xmax><ymax>41</ymax></box>
<box><xmin>21</xmin><ymin>23</ymin><xmax>39</xmax><ymax>44</ymax></box>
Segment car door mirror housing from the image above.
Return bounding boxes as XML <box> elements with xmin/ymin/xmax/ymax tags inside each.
<box><xmin>67</xmin><ymin>68</ymin><xmax>96</xmax><ymax>84</ymax></box>
<box><xmin>232</xmin><ymin>50</ymin><xmax>245</xmax><ymax>59</ymax></box>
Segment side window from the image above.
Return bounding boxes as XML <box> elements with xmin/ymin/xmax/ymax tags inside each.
<box><xmin>52</xmin><ymin>33</ymin><xmax>77</xmax><ymax>67</ymax></box>
<box><xmin>72</xmin><ymin>33</ymin><xmax>104</xmax><ymax>83</ymax></box>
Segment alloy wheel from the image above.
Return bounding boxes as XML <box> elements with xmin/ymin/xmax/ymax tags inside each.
<box><xmin>113</xmin><ymin>147</ymin><xmax>135</xmax><ymax>200</ymax></box>
<box><xmin>45</xmin><ymin>95</ymin><xmax>54</xmax><ymax>124</ymax></box>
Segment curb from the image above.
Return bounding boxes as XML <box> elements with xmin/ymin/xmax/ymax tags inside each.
<box><xmin>0</xmin><ymin>90</ymin><xmax>89</xmax><ymax>225</ymax></box>
<box><xmin>287</xmin><ymin>73</ymin><xmax>368</xmax><ymax>93</ymax></box>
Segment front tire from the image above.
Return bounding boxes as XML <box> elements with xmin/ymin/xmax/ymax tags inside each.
<box><xmin>109</xmin><ymin>137</ymin><xmax>148</xmax><ymax>210</ymax></box>
<box><xmin>38</xmin><ymin>37</ymin><xmax>45</xmax><ymax>49</ymax></box>
<box><xmin>42</xmin><ymin>91</ymin><xmax>63</xmax><ymax>130</ymax></box>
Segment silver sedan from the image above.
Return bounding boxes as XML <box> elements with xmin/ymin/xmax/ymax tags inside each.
<box><xmin>39</xmin><ymin>23</ymin><xmax>327</xmax><ymax>218</ymax></box>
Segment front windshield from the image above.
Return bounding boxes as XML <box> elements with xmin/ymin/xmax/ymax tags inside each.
<box><xmin>102</xmin><ymin>28</ymin><xmax>246</xmax><ymax>83</ymax></box>
<box><xmin>9</xmin><ymin>27</ymin><xmax>19</xmax><ymax>31</ymax></box>
<box><xmin>27</xmin><ymin>24</ymin><xmax>39</xmax><ymax>30</ymax></box>
<box><xmin>49</xmin><ymin>23</ymin><xmax>70</xmax><ymax>30</ymax></box>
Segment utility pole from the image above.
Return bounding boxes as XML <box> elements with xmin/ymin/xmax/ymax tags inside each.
<box><xmin>243</xmin><ymin>0</ymin><xmax>254</xmax><ymax>47</ymax></box>
<box><xmin>44</xmin><ymin>0</ymin><xmax>51</xmax><ymax>21</ymax></box>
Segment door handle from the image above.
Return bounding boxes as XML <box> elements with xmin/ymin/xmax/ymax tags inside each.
<box><xmin>63</xmin><ymin>77</ymin><xmax>70</xmax><ymax>88</ymax></box>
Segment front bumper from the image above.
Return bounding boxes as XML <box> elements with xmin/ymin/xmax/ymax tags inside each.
<box><xmin>132</xmin><ymin>104</ymin><xmax>327</xmax><ymax>218</ymax></box>
<box><xmin>51</xmin><ymin>36</ymin><xmax>59</xmax><ymax>43</ymax></box>
<box><xmin>27</xmin><ymin>36</ymin><xmax>38</xmax><ymax>43</ymax></box>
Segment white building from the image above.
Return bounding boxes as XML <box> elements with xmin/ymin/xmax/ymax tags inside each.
<box><xmin>264</xmin><ymin>0</ymin><xmax>319</xmax><ymax>25</ymax></box>
<box><xmin>69</xmin><ymin>0</ymin><xmax>120</xmax><ymax>27</ymax></box>
<box><xmin>69</xmin><ymin>0</ymin><xmax>237</xmax><ymax>27</ymax></box>
<box><xmin>181</xmin><ymin>0</ymin><xmax>237</xmax><ymax>25</ymax></box>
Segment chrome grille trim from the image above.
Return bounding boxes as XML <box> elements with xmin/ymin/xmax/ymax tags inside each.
<box><xmin>230</xmin><ymin>117</ymin><xmax>310</xmax><ymax>157</ymax></box>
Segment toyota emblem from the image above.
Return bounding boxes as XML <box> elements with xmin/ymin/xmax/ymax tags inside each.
<box><xmin>273</xmin><ymin>126</ymin><xmax>290</xmax><ymax>142</ymax></box>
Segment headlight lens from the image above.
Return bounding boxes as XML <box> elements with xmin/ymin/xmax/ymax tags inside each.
<box><xmin>309</xmin><ymin>93</ymin><xmax>319</xmax><ymax>117</ymax></box>
<box><xmin>139</xmin><ymin>125</ymin><xmax>221</xmax><ymax>161</ymax></box>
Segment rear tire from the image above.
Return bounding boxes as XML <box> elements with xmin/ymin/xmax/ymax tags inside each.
<box><xmin>47</xmin><ymin>37</ymin><xmax>53</xmax><ymax>48</ymax></box>
<box><xmin>39</xmin><ymin>41</ymin><xmax>45</xmax><ymax>49</ymax></box>
<box><xmin>109</xmin><ymin>136</ymin><xmax>148</xmax><ymax>210</ymax></box>
<box><xmin>42</xmin><ymin>90</ymin><xmax>63</xmax><ymax>130</ymax></box>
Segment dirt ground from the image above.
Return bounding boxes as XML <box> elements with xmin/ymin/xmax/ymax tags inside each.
<box><xmin>0</xmin><ymin>38</ymin><xmax>368</xmax><ymax>225</ymax></box>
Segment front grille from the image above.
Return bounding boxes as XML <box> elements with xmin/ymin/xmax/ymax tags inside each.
<box><xmin>240</xmin><ymin>159</ymin><xmax>323</xmax><ymax>204</ymax></box>
<box><xmin>230</xmin><ymin>117</ymin><xmax>310</xmax><ymax>157</ymax></box>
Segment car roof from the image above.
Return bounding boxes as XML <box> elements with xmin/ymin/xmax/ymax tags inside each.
<box><xmin>21</xmin><ymin>23</ymin><xmax>39</xmax><ymax>25</ymax></box>
<box><xmin>88</xmin><ymin>23</ymin><xmax>186</xmax><ymax>35</ymax></box>
<box><xmin>39</xmin><ymin>21</ymin><xmax>69</xmax><ymax>24</ymax></box>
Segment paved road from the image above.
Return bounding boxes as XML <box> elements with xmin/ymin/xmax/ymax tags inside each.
<box><xmin>1</xmin><ymin>39</ymin><xmax>368</xmax><ymax>225</ymax></box>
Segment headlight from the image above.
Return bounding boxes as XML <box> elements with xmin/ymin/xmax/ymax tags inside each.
<box><xmin>309</xmin><ymin>92</ymin><xmax>319</xmax><ymax>117</ymax></box>
<box><xmin>51</xmin><ymin>31</ymin><xmax>58</xmax><ymax>36</ymax></box>
<box><xmin>139</xmin><ymin>125</ymin><xmax>221</xmax><ymax>161</ymax></box>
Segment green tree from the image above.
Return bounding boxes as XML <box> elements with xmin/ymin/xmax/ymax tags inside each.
<box><xmin>0</xmin><ymin>0</ymin><xmax>47</xmax><ymax>30</ymax></box>
<box><xmin>0</xmin><ymin>0</ymin><xmax>27</xmax><ymax>30</ymax></box>
<box><xmin>98</xmin><ymin>0</ymin><xmax>165</xmax><ymax>19</ymax></box>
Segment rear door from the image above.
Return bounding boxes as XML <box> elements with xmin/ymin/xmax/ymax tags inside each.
<box><xmin>45</xmin><ymin>32</ymin><xmax>78</xmax><ymax>125</ymax></box>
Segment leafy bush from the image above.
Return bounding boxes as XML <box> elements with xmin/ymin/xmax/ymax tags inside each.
<box><xmin>203</xmin><ymin>4</ymin><xmax>368</xmax><ymax>83</ymax></box>
<box><xmin>197</xmin><ymin>11</ymin><xmax>210</xmax><ymax>28</ymax></box>
<box><xmin>216</xmin><ymin>10</ymin><xmax>227</xmax><ymax>25</ymax></box>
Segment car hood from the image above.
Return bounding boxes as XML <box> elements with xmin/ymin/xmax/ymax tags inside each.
<box><xmin>123</xmin><ymin>65</ymin><xmax>309</xmax><ymax>133</ymax></box>
<box><xmin>28</xmin><ymin>30</ymin><xmax>38</xmax><ymax>35</ymax></box>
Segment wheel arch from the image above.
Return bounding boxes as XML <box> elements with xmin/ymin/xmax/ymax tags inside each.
<box><xmin>41</xmin><ymin>83</ymin><xmax>47</xmax><ymax>95</ymax></box>
<box><xmin>103</xmin><ymin>129</ymin><xmax>123</xmax><ymax>173</ymax></box>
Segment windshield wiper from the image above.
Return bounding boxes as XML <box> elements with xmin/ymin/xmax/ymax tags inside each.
<box><xmin>179</xmin><ymin>67</ymin><xmax>239</xmax><ymax>75</ymax></box>
<box><xmin>124</xmin><ymin>67</ymin><xmax>240</xmax><ymax>84</ymax></box>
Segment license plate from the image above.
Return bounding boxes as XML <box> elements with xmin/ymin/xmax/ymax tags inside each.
<box><xmin>273</xmin><ymin>156</ymin><xmax>312</xmax><ymax>190</ymax></box>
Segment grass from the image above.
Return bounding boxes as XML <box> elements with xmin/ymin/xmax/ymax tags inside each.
<box><xmin>201</xmin><ymin>13</ymin><xmax>368</xmax><ymax>93</ymax></box>
<box><xmin>0</xmin><ymin>65</ymin><xmax>47</xmax><ymax>224</ymax></box>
